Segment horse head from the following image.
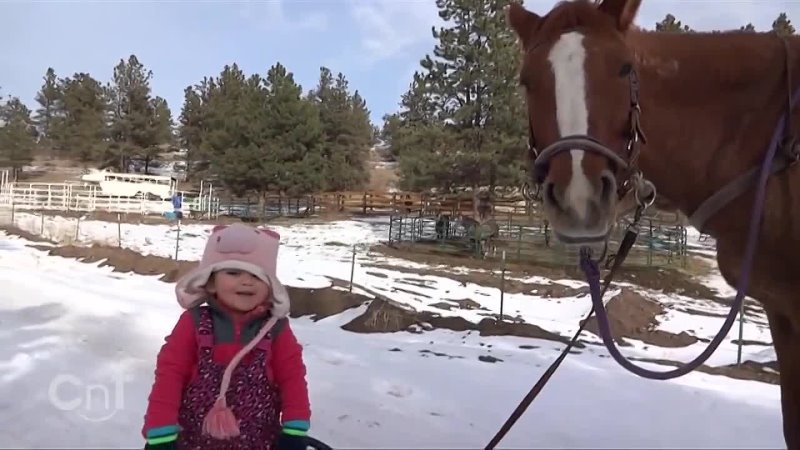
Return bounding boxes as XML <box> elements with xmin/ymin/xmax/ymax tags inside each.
<box><xmin>507</xmin><ymin>0</ymin><xmax>646</xmax><ymax>251</ymax></box>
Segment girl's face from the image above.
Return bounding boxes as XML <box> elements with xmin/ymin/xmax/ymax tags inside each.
<box><xmin>208</xmin><ymin>269</ymin><xmax>271</xmax><ymax>313</ymax></box>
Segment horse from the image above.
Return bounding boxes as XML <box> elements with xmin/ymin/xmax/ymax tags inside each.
<box><xmin>458</xmin><ymin>214</ymin><xmax>500</xmax><ymax>257</ymax></box>
<box><xmin>506</xmin><ymin>1</ymin><xmax>800</xmax><ymax>448</ymax></box>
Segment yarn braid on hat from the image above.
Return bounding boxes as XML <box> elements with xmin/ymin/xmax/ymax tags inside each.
<box><xmin>173</xmin><ymin>223</ymin><xmax>291</xmax><ymax>439</ymax></box>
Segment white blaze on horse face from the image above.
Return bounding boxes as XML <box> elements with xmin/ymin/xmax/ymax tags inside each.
<box><xmin>547</xmin><ymin>31</ymin><xmax>593</xmax><ymax>221</ymax></box>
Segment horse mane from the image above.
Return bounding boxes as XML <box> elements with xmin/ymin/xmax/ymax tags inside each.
<box><xmin>538</xmin><ymin>0</ymin><xmax>615</xmax><ymax>36</ymax></box>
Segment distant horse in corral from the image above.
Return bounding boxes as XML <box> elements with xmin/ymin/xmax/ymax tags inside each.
<box><xmin>458</xmin><ymin>214</ymin><xmax>500</xmax><ymax>257</ymax></box>
<box><xmin>507</xmin><ymin>0</ymin><xmax>800</xmax><ymax>447</ymax></box>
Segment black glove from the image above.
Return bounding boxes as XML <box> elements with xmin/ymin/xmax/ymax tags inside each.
<box><xmin>144</xmin><ymin>441</ymin><xmax>177</xmax><ymax>450</ymax></box>
<box><xmin>276</xmin><ymin>431</ymin><xmax>309</xmax><ymax>450</ymax></box>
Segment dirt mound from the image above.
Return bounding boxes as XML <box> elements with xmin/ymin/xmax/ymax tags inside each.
<box><xmin>341</xmin><ymin>296</ymin><xmax>574</xmax><ymax>345</ymax></box>
<box><xmin>287</xmin><ymin>286</ymin><xmax>368</xmax><ymax>320</ymax></box>
<box><xmin>33</xmin><ymin>242</ymin><xmax>372</xmax><ymax>319</ymax></box>
<box><xmin>340</xmin><ymin>297</ymin><xmax>480</xmax><ymax>334</ymax></box>
<box><xmin>429</xmin><ymin>298</ymin><xmax>486</xmax><ymax>311</ymax></box>
<box><xmin>582</xmin><ymin>288</ymin><xmax>698</xmax><ymax>348</ymax></box>
<box><xmin>40</xmin><ymin>244</ymin><xmax>194</xmax><ymax>282</ymax></box>
<box><xmin>477</xmin><ymin>317</ymin><xmax>581</xmax><ymax>347</ymax></box>
<box><xmin>630</xmin><ymin>357</ymin><xmax>779</xmax><ymax>385</ymax></box>
<box><xmin>342</xmin><ymin>298</ymin><xmax>419</xmax><ymax>333</ymax></box>
<box><xmin>1</xmin><ymin>225</ymin><xmax>54</xmax><ymax>244</ymax></box>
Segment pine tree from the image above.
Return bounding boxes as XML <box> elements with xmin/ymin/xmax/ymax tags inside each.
<box><xmin>198</xmin><ymin>64</ymin><xmax>270</xmax><ymax>198</ymax></box>
<box><xmin>391</xmin><ymin>0</ymin><xmax>527</xmax><ymax>194</ymax></box>
<box><xmin>309</xmin><ymin>67</ymin><xmax>373</xmax><ymax>191</ymax></box>
<box><xmin>0</xmin><ymin>97</ymin><xmax>37</xmax><ymax>178</ymax></box>
<box><xmin>772</xmin><ymin>13</ymin><xmax>796</xmax><ymax>36</ymax></box>
<box><xmin>262</xmin><ymin>62</ymin><xmax>325</xmax><ymax>195</ymax></box>
<box><xmin>107</xmin><ymin>54</ymin><xmax>172</xmax><ymax>172</ymax></box>
<box><xmin>179</xmin><ymin>84</ymin><xmax>209</xmax><ymax>179</ymax></box>
<box><xmin>33</xmin><ymin>67</ymin><xmax>63</xmax><ymax>153</ymax></box>
<box><xmin>656</xmin><ymin>14</ymin><xmax>692</xmax><ymax>32</ymax></box>
<box><xmin>739</xmin><ymin>23</ymin><xmax>756</xmax><ymax>32</ymax></box>
<box><xmin>57</xmin><ymin>73</ymin><xmax>110</xmax><ymax>163</ymax></box>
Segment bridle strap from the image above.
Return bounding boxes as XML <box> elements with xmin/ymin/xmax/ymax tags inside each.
<box><xmin>524</xmin><ymin>66</ymin><xmax>647</xmax><ymax>202</ymax></box>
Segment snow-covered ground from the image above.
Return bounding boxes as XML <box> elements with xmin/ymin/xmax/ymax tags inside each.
<box><xmin>8</xmin><ymin>212</ymin><xmax>773</xmax><ymax>366</ymax></box>
<box><xmin>0</xmin><ymin>213</ymin><xmax>785</xmax><ymax>448</ymax></box>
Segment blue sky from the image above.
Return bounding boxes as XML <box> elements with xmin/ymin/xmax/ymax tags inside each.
<box><xmin>1</xmin><ymin>0</ymin><xmax>797</xmax><ymax>127</ymax></box>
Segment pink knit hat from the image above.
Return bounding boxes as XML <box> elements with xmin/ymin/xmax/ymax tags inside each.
<box><xmin>174</xmin><ymin>222</ymin><xmax>291</xmax><ymax>439</ymax></box>
<box><xmin>175</xmin><ymin>222</ymin><xmax>290</xmax><ymax>318</ymax></box>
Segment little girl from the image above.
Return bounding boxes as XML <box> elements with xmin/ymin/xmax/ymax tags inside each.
<box><xmin>142</xmin><ymin>223</ymin><xmax>311</xmax><ymax>450</ymax></box>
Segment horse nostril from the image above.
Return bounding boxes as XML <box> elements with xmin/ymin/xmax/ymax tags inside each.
<box><xmin>600</xmin><ymin>174</ymin><xmax>615</xmax><ymax>201</ymax></box>
<box><xmin>534</xmin><ymin>163</ymin><xmax>549</xmax><ymax>185</ymax></box>
<box><xmin>545</xmin><ymin>182</ymin><xmax>559</xmax><ymax>208</ymax></box>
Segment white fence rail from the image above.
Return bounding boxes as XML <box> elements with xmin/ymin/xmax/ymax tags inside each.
<box><xmin>0</xmin><ymin>181</ymin><xmax>219</xmax><ymax>217</ymax></box>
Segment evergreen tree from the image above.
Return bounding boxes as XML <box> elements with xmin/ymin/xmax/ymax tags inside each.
<box><xmin>262</xmin><ymin>62</ymin><xmax>325</xmax><ymax>195</ymax></box>
<box><xmin>308</xmin><ymin>67</ymin><xmax>373</xmax><ymax>191</ymax></box>
<box><xmin>197</xmin><ymin>64</ymin><xmax>270</xmax><ymax>198</ymax></box>
<box><xmin>656</xmin><ymin>14</ymin><xmax>693</xmax><ymax>32</ymax></box>
<box><xmin>179</xmin><ymin>84</ymin><xmax>210</xmax><ymax>179</ymax></box>
<box><xmin>390</xmin><ymin>0</ymin><xmax>527</xmax><ymax>193</ymax></box>
<box><xmin>0</xmin><ymin>97</ymin><xmax>37</xmax><ymax>178</ymax></box>
<box><xmin>107</xmin><ymin>54</ymin><xmax>172</xmax><ymax>172</ymax></box>
<box><xmin>33</xmin><ymin>67</ymin><xmax>63</xmax><ymax>153</ymax></box>
<box><xmin>772</xmin><ymin>13</ymin><xmax>795</xmax><ymax>36</ymax></box>
<box><xmin>57</xmin><ymin>73</ymin><xmax>110</xmax><ymax>163</ymax></box>
<box><xmin>739</xmin><ymin>23</ymin><xmax>756</xmax><ymax>32</ymax></box>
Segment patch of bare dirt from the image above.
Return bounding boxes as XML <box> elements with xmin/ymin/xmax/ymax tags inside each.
<box><xmin>429</xmin><ymin>298</ymin><xmax>486</xmax><ymax>311</ymax></box>
<box><xmin>32</xmin><ymin>242</ymin><xmax>368</xmax><ymax>319</ymax></box>
<box><xmin>40</xmin><ymin>244</ymin><xmax>193</xmax><ymax>282</ymax></box>
<box><xmin>582</xmin><ymin>288</ymin><xmax>698</xmax><ymax>348</ymax></box>
<box><xmin>629</xmin><ymin>357</ymin><xmax>779</xmax><ymax>385</ymax></box>
<box><xmin>373</xmin><ymin>243</ymin><xmax>567</xmax><ymax>280</ymax></box>
<box><xmin>610</xmin><ymin>266</ymin><xmax>721</xmax><ymax>300</ymax></box>
<box><xmin>476</xmin><ymin>317</ymin><xmax>583</xmax><ymax>347</ymax></box>
<box><xmin>372</xmin><ymin>243</ymin><xmax>727</xmax><ymax>303</ymax></box>
<box><xmin>286</xmin><ymin>286</ymin><xmax>367</xmax><ymax>320</ymax></box>
<box><xmin>1</xmin><ymin>225</ymin><xmax>56</xmax><ymax>244</ymax></box>
<box><xmin>341</xmin><ymin>298</ymin><xmax>419</xmax><ymax>333</ymax></box>
<box><xmin>365</xmin><ymin>262</ymin><xmax>587</xmax><ymax>298</ymax></box>
<box><xmin>340</xmin><ymin>296</ymin><xmax>576</xmax><ymax>346</ymax></box>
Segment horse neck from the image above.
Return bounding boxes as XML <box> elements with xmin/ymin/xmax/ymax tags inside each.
<box><xmin>627</xmin><ymin>31</ymin><xmax>796</xmax><ymax>229</ymax></box>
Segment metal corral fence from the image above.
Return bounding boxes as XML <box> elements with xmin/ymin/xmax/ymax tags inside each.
<box><xmin>387</xmin><ymin>210</ymin><xmax>689</xmax><ymax>269</ymax></box>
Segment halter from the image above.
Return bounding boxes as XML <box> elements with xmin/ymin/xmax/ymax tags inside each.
<box><xmin>522</xmin><ymin>61</ymin><xmax>649</xmax><ymax>203</ymax></box>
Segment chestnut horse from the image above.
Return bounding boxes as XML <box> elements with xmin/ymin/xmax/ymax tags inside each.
<box><xmin>507</xmin><ymin>0</ymin><xmax>799</xmax><ymax>448</ymax></box>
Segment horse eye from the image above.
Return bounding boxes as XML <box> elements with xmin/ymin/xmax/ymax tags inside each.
<box><xmin>619</xmin><ymin>63</ymin><xmax>632</xmax><ymax>77</ymax></box>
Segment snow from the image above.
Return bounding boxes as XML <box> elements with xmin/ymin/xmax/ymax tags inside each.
<box><xmin>0</xmin><ymin>214</ymin><xmax>786</xmax><ymax>449</ymax></box>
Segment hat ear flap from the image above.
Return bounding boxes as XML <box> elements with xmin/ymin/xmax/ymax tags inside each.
<box><xmin>268</xmin><ymin>275</ymin><xmax>290</xmax><ymax>318</ymax></box>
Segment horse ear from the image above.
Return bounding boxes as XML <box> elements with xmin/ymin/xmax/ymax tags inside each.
<box><xmin>597</xmin><ymin>0</ymin><xmax>641</xmax><ymax>31</ymax></box>
<box><xmin>506</xmin><ymin>2</ymin><xmax>541</xmax><ymax>49</ymax></box>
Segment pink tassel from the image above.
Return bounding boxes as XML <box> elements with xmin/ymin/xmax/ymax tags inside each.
<box><xmin>202</xmin><ymin>396</ymin><xmax>241</xmax><ymax>439</ymax></box>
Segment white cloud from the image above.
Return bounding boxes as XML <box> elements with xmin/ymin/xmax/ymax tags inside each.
<box><xmin>629</xmin><ymin>0</ymin><xmax>797</xmax><ymax>32</ymax></box>
<box><xmin>348</xmin><ymin>0</ymin><xmax>443</xmax><ymax>62</ymax></box>
<box><xmin>239</xmin><ymin>0</ymin><xmax>329</xmax><ymax>32</ymax></box>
